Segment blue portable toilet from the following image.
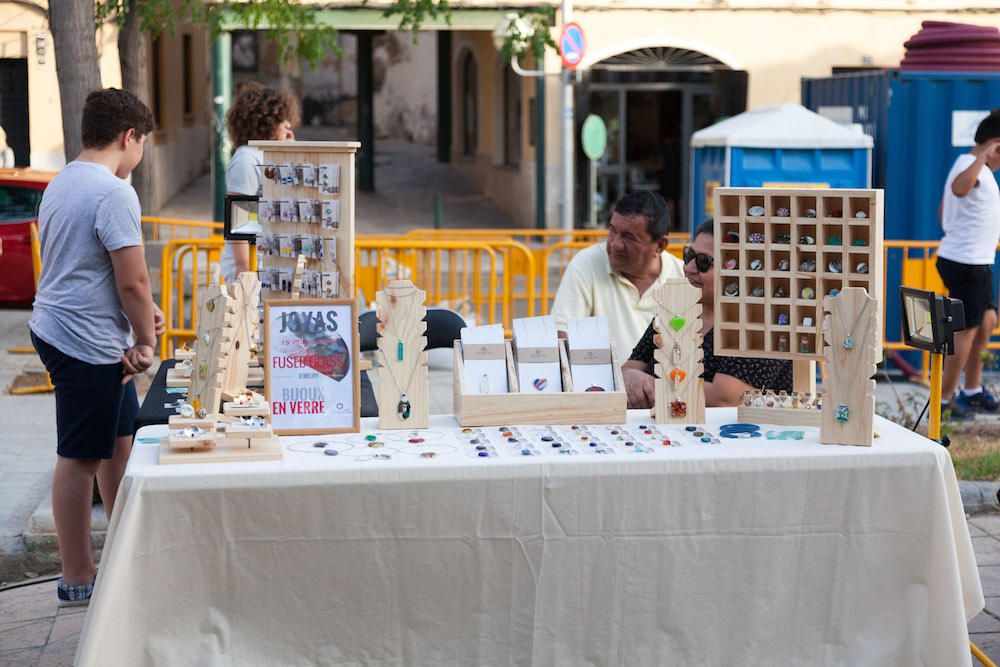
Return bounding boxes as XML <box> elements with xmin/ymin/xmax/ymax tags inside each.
<box><xmin>689</xmin><ymin>104</ymin><xmax>873</xmax><ymax>229</ymax></box>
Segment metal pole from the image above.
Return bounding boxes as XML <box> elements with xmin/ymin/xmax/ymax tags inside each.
<box><xmin>589</xmin><ymin>158</ymin><xmax>597</xmax><ymax>227</ymax></box>
<box><xmin>212</xmin><ymin>32</ymin><xmax>232</xmax><ymax>224</ymax></box>
<box><xmin>560</xmin><ymin>0</ymin><xmax>574</xmax><ymax>231</ymax></box>
<box><xmin>929</xmin><ymin>351</ymin><xmax>943</xmax><ymax>440</ymax></box>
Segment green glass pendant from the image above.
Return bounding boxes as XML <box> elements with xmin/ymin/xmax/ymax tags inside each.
<box><xmin>397</xmin><ymin>341</ymin><xmax>404</xmax><ymax>361</ymax></box>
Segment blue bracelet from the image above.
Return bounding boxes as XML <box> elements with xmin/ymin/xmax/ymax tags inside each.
<box><xmin>719</xmin><ymin>423</ymin><xmax>761</xmax><ymax>439</ymax></box>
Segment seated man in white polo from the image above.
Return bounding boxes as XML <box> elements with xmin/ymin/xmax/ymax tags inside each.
<box><xmin>551</xmin><ymin>191</ymin><xmax>684</xmax><ymax>351</ymax></box>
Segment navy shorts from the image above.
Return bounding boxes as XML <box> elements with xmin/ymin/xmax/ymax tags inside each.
<box><xmin>31</xmin><ymin>332</ymin><xmax>139</xmax><ymax>459</ymax></box>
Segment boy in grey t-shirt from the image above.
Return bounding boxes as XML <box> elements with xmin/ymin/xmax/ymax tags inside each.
<box><xmin>29</xmin><ymin>89</ymin><xmax>162</xmax><ymax>606</ymax></box>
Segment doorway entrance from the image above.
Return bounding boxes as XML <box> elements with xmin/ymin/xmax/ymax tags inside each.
<box><xmin>577</xmin><ymin>47</ymin><xmax>747</xmax><ymax>231</ymax></box>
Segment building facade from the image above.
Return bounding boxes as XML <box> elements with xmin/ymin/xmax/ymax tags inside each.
<box><xmin>1</xmin><ymin>1</ymin><xmax>210</xmax><ymax>212</ymax></box>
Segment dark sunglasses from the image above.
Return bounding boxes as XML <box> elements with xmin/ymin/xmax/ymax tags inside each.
<box><xmin>683</xmin><ymin>246</ymin><xmax>714</xmax><ymax>273</ymax></box>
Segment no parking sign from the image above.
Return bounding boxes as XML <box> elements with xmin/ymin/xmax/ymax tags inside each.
<box><xmin>559</xmin><ymin>22</ymin><xmax>585</xmax><ymax>70</ymax></box>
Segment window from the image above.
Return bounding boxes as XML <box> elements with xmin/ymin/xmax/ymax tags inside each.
<box><xmin>460</xmin><ymin>50</ymin><xmax>477</xmax><ymax>157</ymax></box>
<box><xmin>502</xmin><ymin>65</ymin><xmax>521</xmax><ymax>167</ymax></box>
<box><xmin>0</xmin><ymin>185</ymin><xmax>42</xmax><ymax>222</ymax></box>
<box><xmin>182</xmin><ymin>34</ymin><xmax>193</xmax><ymax>117</ymax></box>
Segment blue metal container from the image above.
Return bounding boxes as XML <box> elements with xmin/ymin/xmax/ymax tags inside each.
<box><xmin>690</xmin><ymin>104</ymin><xmax>872</xmax><ymax>228</ymax></box>
<box><xmin>802</xmin><ymin>69</ymin><xmax>1000</xmax><ymax>356</ymax></box>
<box><xmin>802</xmin><ymin>69</ymin><xmax>1000</xmax><ymax>242</ymax></box>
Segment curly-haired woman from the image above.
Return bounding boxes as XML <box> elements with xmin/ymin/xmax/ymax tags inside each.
<box><xmin>221</xmin><ymin>82</ymin><xmax>299</xmax><ymax>282</ymax></box>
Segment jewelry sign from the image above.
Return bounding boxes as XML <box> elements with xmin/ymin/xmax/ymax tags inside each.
<box><xmin>263</xmin><ymin>298</ymin><xmax>360</xmax><ymax>435</ymax></box>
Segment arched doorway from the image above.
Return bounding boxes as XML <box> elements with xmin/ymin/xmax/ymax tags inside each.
<box><xmin>577</xmin><ymin>46</ymin><xmax>748</xmax><ymax>230</ymax></box>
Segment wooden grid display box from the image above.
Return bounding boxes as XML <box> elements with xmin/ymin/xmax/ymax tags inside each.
<box><xmin>452</xmin><ymin>340</ymin><xmax>627</xmax><ymax>427</ymax></box>
<box><xmin>713</xmin><ymin>188</ymin><xmax>883</xmax><ymax>362</ymax></box>
<box><xmin>250</xmin><ymin>140</ymin><xmax>359</xmax><ymax>302</ymax></box>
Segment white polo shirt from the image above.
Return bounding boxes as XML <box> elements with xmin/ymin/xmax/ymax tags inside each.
<box><xmin>550</xmin><ymin>243</ymin><xmax>686</xmax><ymax>353</ymax></box>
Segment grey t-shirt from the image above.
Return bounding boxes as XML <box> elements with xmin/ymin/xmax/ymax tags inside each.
<box><xmin>29</xmin><ymin>161</ymin><xmax>143</xmax><ymax>365</ymax></box>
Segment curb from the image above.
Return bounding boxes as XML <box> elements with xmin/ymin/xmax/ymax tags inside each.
<box><xmin>961</xmin><ymin>481</ymin><xmax>1000</xmax><ymax>515</ymax></box>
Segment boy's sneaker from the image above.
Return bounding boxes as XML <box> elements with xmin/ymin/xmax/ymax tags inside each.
<box><xmin>57</xmin><ymin>577</ymin><xmax>94</xmax><ymax>607</ymax></box>
<box><xmin>946</xmin><ymin>395</ymin><xmax>976</xmax><ymax>421</ymax></box>
<box><xmin>962</xmin><ymin>388</ymin><xmax>1000</xmax><ymax>413</ymax></box>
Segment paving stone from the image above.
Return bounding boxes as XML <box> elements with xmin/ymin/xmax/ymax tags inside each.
<box><xmin>0</xmin><ymin>646</ymin><xmax>42</xmax><ymax>666</ymax></box>
<box><xmin>36</xmin><ymin>638</ymin><xmax>76</xmax><ymax>667</ymax></box>
<box><xmin>972</xmin><ymin>537</ymin><xmax>1000</xmax><ymax>566</ymax></box>
<box><xmin>0</xmin><ymin>590</ymin><xmax>57</xmax><ymax>625</ymax></box>
<box><xmin>44</xmin><ymin>613</ymin><xmax>82</xmax><ymax>645</ymax></box>
<box><xmin>979</xmin><ymin>566</ymin><xmax>1000</xmax><ymax>597</ymax></box>
<box><xmin>969</xmin><ymin>522</ymin><xmax>989</xmax><ymax>538</ymax></box>
<box><xmin>0</xmin><ymin>618</ymin><xmax>51</xmax><ymax>650</ymax></box>
<box><xmin>969</xmin><ymin>610</ymin><xmax>1000</xmax><ymax>634</ymax></box>
<box><xmin>970</xmin><ymin>514</ymin><xmax>1000</xmax><ymax>537</ymax></box>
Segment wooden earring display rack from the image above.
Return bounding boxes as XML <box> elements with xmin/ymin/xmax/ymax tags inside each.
<box><xmin>376</xmin><ymin>279</ymin><xmax>429</xmax><ymax>430</ymax></box>
<box><xmin>453</xmin><ymin>340</ymin><xmax>627</xmax><ymax>426</ymax></box>
<box><xmin>820</xmin><ymin>287</ymin><xmax>878</xmax><ymax>446</ymax></box>
<box><xmin>222</xmin><ymin>272</ymin><xmax>262</xmax><ymax>401</ymax></box>
<box><xmin>159</xmin><ymin>284</ymin><xmax>282</xmax><ymax>464</ymax></box>
<box><xmin>251</xmin><ymin>140</ymin><xmax>359</xmax><ymax>302</ymax></box>
<box><xmin>650</xmin><ymin>280</ymin><xmax>706</xmax><ymax>424</ymax></box>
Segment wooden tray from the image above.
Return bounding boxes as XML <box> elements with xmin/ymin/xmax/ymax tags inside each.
<box><xmin>453</xmin><ymin>340</ymin><xmax>627</xmax><ymax>426</ymax></box>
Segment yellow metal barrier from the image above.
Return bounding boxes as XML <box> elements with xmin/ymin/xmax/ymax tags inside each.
<box><xmin>407</xmin><ymin>229</ymin><xmax>685</xmax><ymax>315</ymax></box>
<box><xmin>152</xmin><ymin>226</ymin><xmax>1000</xmax><ymax>381</ymax></box>
<box><xmin>159</xmin><ymin>237</ymin><xmax>224</xmax><ymax>358</ymax></box>
<box><xmin>355</xmin><ymin>239</ymin><xmax>503</xmax><ymax>330</ymax></box>
<box><xmin>142</xmin><ymin>215</ymin><xmax>223</xmax><ymax>242</ymax></box>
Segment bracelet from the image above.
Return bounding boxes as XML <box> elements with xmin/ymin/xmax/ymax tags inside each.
<box><xmin>719</xmin><ymin>423</ymin><xmax>761</xmax><ymax>439</ymax></box>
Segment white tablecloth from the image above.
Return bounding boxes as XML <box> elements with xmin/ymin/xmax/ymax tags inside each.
<box><xmin>76</xmin><ymin>410</ymin><xmax>983</xmax><ymax>666</ymax></box>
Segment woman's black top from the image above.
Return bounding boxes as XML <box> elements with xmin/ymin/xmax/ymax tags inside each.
<box><xmin>628</xmin><ymin>322</ymin><xmax>794</xmax><ymax>392</ymax></box>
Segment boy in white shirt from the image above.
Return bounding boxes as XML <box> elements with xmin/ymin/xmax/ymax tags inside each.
<box><xmin>937</xmin><ymin>109</ymin><xmax>1000</xmax><ymax>419</ymax></box>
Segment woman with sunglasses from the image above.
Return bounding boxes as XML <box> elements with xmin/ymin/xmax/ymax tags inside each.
<box><xmin>622</xmin><ymin>219</ymin><xmax>793</xmax><ymax>409</ymax></box>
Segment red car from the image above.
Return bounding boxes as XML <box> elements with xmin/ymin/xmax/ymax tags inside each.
<box><xmin>0</xmin><ymin>169</ymin><xmax>54</xmax><ymax>307</ymax></box>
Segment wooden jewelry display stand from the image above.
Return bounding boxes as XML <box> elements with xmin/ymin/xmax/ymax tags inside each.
<box><xmin>222</xmin><ymin>272</ymin><xmax>261</xmax><ymax>400</ymax></box>
<box><xmin>376</xmin><ymin>279</ymin><xmax>429</xmax><ymax>429</ymax></box>
<box><xmin>159</xmin><ymin>284</ymin><xmax>282</xmax><ymax>464</ymax></box>
<box><xmin>820</xmin><ymin>287</ymin><xmax>878</xmax><ymax>446</ymax></box>
<box><xmin>453</xmin><ymin>340</ymin><xmax>627</xmax><ymax>426</ymax></box>
<box><xmin>649</xmin><ymin>280</ymin><xmax>705</xmax><ymax>424</ymax></box>
<box><xmin>251</xmin><ymin>140</ymin><xmax>358</xmax><ymax>302</ymax></box>
<box><xmin>711</xmin><ymin>187</ymin><xmax>884</xmax><ymax>428</ymax></box>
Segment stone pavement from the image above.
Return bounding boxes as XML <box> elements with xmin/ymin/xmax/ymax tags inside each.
<box><xmin>5</xmin><ymin>516</ymin><xmax>1000</xmax><ymax>665</ymax></box>
<box><xmin>0</xmin><ymin>311</ymin><xmax>57</xmax><ymax>580</ymax></box>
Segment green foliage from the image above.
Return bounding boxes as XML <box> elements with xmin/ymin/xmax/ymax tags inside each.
<box><xmin>952</xmin><ymin>450</ymin><xmax>1000</xmax><ymax>481</ymax></box>
<box><xmin>498</xmin><ymin>8</ymin><xmax>558</xmax><ymax>63</ymax></box>
<box><xmin>97</xmin><ymin>0</ymin><xmax>560</xmax><ymax>68</ymax></box>
<box><xmin>378</xmin><ymin>0</ymin><xmax>451</xmax><ymax>34</ymax></box>
<box><xmin>96</xmin><ymin>0</ymin><xmax>341</xmax><ymax>67</ymax></box>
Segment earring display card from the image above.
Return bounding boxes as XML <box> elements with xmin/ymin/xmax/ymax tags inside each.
<box><xmin>513</xmin><ymin>316</ymin><xmax>562</xmax><ymax>393</ymax></box>
<box><xmin>566</xmin><ymin>317</ymin><xmax>614</xmax><ymax>392</ymax></box>
<box><xmin>461</xmin><ymin>324</ymin><xmax>509</xmax><ymax>394</ymax></box>
<box><xmin>318</xmin><ymin>164</ymin><xmax>340</xmax><ymax>195</ymax></box>
<box><xmin>321</xmin><ymin>200</ymin><xmax>340</xmax><ymax>229</ymax></box>
<box><xmin>259</xmin><ymin>198</ymin><xmax>275</xmax><ymax>224</ymax></box>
